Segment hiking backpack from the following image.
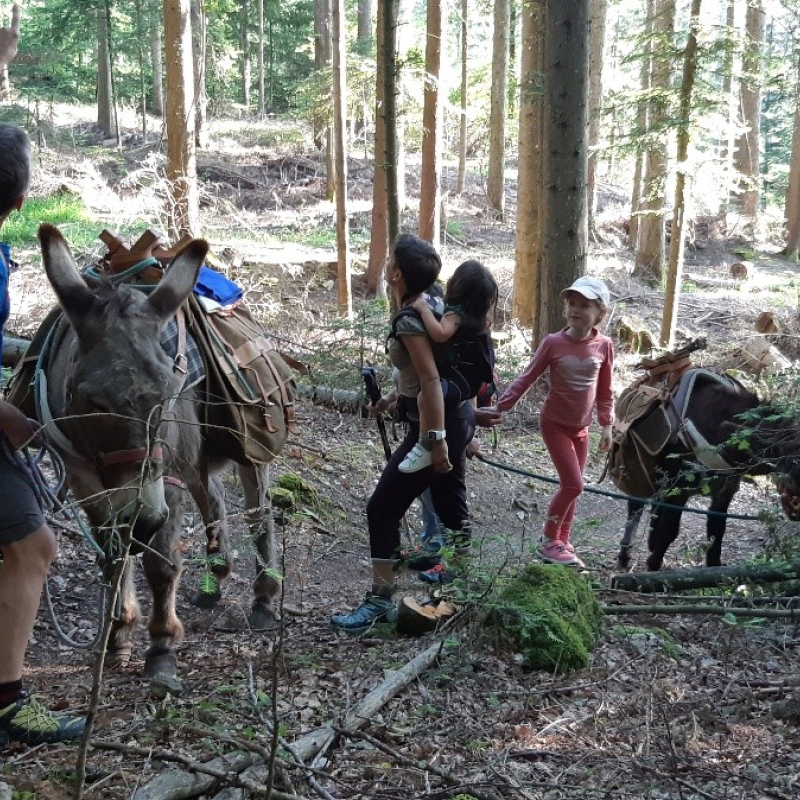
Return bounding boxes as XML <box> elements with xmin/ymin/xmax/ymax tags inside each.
<box><xmin>390</xmin><ymin>299</ymin><xmax>496</xmax><ymax>405</ymax></box>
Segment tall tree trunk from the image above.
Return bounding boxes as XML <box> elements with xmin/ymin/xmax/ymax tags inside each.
<box><xmin>163</xmin><ymin>0</ymin><xmax>199</xmax><ymax>238</ymax></box>
<box><xmin>190</xmin><ymin>0</ymin><xmax>208</xmax><ymax>148</ymax></box>
<box><xmin>487</xmin><ymin>0</ymin><xmax>509</xmax><ymax>219</ymax></box>
<box><xmin>97</xmin><ymin>7</ymin><xmax>115</xmax><ymax>137</ymax></box>
<box><xmin>513</xmin><ymin>0</ymin><xmax>545</xmax><ymax>334</ymax></box>
<box><xmin>135</xmin><ymin>0</ymin><xmax>148</xmax><ymax>139</ymax></box>
<box><xmin>313</xmin><ymin>0</ymin><xmax>331</xmax><ymax>149</ymax></box>
<box><xmin>541</xmin><ymin>0</ymin><xmax>590</xmax><ymax>336</ymax></box>
<box><xmin>150</xmin><ymin>0</ymin><xmax>164</xmax><ymax>115</ymax></box>
<box><xmin>782</xmin><ymin>53</ymin><xmax>800</xmax><ymax>257</ymax></box>
<box><xmin>660</xmin><ymin>0</ymin><xmax>702</xmax><ymax>349</ymax></box>
<box><xmin>367</xmin><ymin>0</ymin><xmax>388</xmax><ymax>296</ymax></box>
<box><xmin>358</xmin><ymin>0</ymin><xmax>372</xmax><ymax>40</ymax></box>
<box><xmin>332</xmin><ymin>0</ymin><xmax>352</xmax><ymax>317</ymax></box>
<box><xmin>719</xmin><ymin>0</ymin><xmax>735</xmax><ymax>217</ymax></box>
<box><xmin>257</xmin><ymin>0</ymin><xmax>265</xmax><ymax>117</ymax></box>
<box><xmin>241</xmin><ymin>0</ymin><xmax>251</xmax><ymax>108</ymax></box>
<box><xmin>629</xmin><ymin>0</ymin><xmax>655</xmax><ymax>249</ymax></box>
<box><xmin>635</xmin><ymin>0</ymin><xmax>675</xmax><ymax>284</ymax></box>
<box><xmin>733</xmin><ymin>0</ymin><xmax>765</xmax><ymax>221</ymax></box>
<box><xmin>586</xmin><ymin>0</ymin><xmax>608</xmax><ymax>230</ymax></box>
<box><xmin>418</xmin><ymin>0</ymin><xmax>445</xmax><ymax>245</ymax></box>
<box><xmin>383</xmin><ymin>0</ymin><xmax>400</xmax><ymax>246</ymax></box>
<box><xmin>456</xmin><ymin>0</ymin><xmax>468</xmax><ymax>194</ymax></box>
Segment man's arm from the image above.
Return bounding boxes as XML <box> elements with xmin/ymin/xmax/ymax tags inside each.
<box><xmin>0</xmin><ymin>4</ymin><xmax>20</xmax><ymax>70</ymax></box>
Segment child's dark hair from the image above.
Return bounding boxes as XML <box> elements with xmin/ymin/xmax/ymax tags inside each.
<box><xmin>445</xmin><ymin>259</ymin><xmax>498</xmax><ymax>334</ymax></box>
<box><xmin>0</xmin><ymin>124</ymin><xmax>30</xmax><ymax>217</ymax></box>
<box><xmin>392</xmin><ymin>233</ymin><xmax>441</xmax><ymax>304</ymax></box>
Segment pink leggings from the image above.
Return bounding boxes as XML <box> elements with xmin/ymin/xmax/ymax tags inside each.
<box><xmin>540</xmin><ymin>420</ymin><xmax>589</xmax><ymax>543</ymax></box>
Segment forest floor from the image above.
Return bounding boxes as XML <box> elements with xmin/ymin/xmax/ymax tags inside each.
<box><xmin>3</xmin><ymin>105</ymin><xmax>800</xmax><ymax>800</ymax></box>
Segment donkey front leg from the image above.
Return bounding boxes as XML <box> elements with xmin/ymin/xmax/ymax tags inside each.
<box><xmin>105</xmin><ymin>554</ymin><xmax>141</xmax><ymax>665</ymax></box>
<box><xmin>705</xmin><ymin>478</ymin><xmax>739</xmax><ymax>567</ymax></box>
<box><xmin>142</xmin><ymin>496</ymin><xmax>185</xmax><ymax>698</ymax></box>
<box><xmin>646</xmin><ymin>497</ymin><xmax>687</xmax><ymax>571</ymax></box>
<box><xmin>240</xmin><ymin>464</ymin><xmax>280</xmax><ymax>631</ymax></box>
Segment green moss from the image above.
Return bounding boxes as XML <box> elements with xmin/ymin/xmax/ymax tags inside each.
<box><xmin>491</xmin><ymin>563</ymin><xmax>603</xmax><ymax>674</ymax></box>
<box><xmin>270</xmin><ymin>487</ymin><xmax>296</xmax><ymax>510</ymax></box>
<box><xmin>275</xmin><ymin>472</ymin><xmax>318</xmax><ymax>504</ymax></box>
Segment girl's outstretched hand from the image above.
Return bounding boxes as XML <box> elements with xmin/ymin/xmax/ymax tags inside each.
<box><xmin>598</xmin><ymin>424</ymin><xmax>613</xmax><ymax>453</ymax></box>
<box><xmin>474</xmin><ymin>406</ymin><xmax>503</xmax><ymax>428</ymax></box>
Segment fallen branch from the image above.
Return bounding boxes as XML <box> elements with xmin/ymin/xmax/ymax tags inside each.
<box><xmin>290</xmin><ymin>641</ymin><xmax>444</xmax><ymax>762</ymax></box>
<box><xmin>603</xmin><ymin>604</ymin><xmax>800</xmax><ymax>618</ymax></box>
<box><xmin>610</xmin><ymin>562</ymin><xmax>800</xmax><ymax>593</ymax></box>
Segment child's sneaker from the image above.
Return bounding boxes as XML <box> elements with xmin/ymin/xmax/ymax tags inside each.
<box><xmin>330</xmin><ymin>592</ymin><xmax>397</xmax><ymax>635</ymax></box>
<box><xmin>559</xmin><ymin>540</ymin><xmax>586</xmax><ymax>567</ymax></box>
<box><xmin>537</xmin><ymin>539</ymin><xmax>581</xmax><ymax>566</ymax></box>
<box><xmin>0</xmin><ymin>694</ymin><xmax>85</xmax><ymax>745</ymax></box>
<box><xmin>418</xmin><ymin>563</ymin><xmax>456</xmax><ymax>585</ymax></box>
<box><xmin>399</xmin><ymin>443</ymin><xmax>432</xmax><ymax>473</ymax></box>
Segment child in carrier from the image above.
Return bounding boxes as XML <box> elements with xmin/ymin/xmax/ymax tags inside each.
<box><xmin>399</xmin><ymin>259</ymin><xmax>498</xmax><ymax>473</ymax></box>
<box><xmin>490</xmin><ymin>276</ymin><xmax>614</xmax><ymax>567</ymax></box>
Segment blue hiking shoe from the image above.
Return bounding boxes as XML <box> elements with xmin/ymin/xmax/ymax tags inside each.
<box><xmin>0</xmin><ymin>694</ymin><xmax>85</xmax><ymax>746</ymax></box>
<box><xmin>331</xmin><ymin>592</ymin><xmax>398</xmax><ymax>635</ymax></box>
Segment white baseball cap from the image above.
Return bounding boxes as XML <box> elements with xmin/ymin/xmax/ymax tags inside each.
<box><xmin>560</xmin><ymin>276</ymin><xmax>610</xmax><ymax>307</ymax></box>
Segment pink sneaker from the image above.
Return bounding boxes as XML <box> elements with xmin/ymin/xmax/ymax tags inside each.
<box><xmin>537</xmin><ymin>539</ymin><xmax>582</xmax><ymax>566</ymax></box>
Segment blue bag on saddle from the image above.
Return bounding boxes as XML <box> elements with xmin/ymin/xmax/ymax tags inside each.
<box><xmin>193</xmin><ymin>265</ymin><xmax>243</xmax><ymax>306</ymax></box>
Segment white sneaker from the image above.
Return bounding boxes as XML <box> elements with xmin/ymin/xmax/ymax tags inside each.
<box><xmin>399</xmin><ymin>444</ymin><xmax>432</xmax><ymax>473</ymax></box>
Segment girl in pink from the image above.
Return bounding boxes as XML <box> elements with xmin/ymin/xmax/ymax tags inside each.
<box><xmin>493</xmin><ymin>277</ymin><xmax>614</xmax><ymax>567</ymax></box>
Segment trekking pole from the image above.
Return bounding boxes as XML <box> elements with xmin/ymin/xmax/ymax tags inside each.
<box><xmin>361</xmin><ymin>365</ymin><xmax>392</xmax><ymax>461</ymax></box>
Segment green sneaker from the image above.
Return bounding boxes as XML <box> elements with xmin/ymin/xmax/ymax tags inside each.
<box><xmin>330</xmin><ymin>592</ymin><xmax>397</xmax><ymax>635</ymax></box>
<box><xmin>0</xmin><ymin>694</ymin><xmax>85</xmax><ymax>746</ymax></box>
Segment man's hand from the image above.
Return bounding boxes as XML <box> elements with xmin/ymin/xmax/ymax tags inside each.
<box><xmin>0</xmin><ymin>4</ymin><xmax>21</xmax><ymax>70</ymax></box>
<box><xmin>431</xmin><ymin>439</ymin><xmax>452</xmax><ymax>473</ymax></box>
<box><xmin>0</xmin><ymin>400</ymin><xmax>37</xmax><ymax>451</ymax></box>
<box><xmin>474</xmin><ymin>406</ymin><xmax>503</xmax><ymax>428</ymax></box>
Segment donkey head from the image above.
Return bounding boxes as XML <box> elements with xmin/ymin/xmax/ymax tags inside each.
<box><xmin>40</xmin><ymin>224</ymin><xmax>209</xmax><ymax>535</ymax></box>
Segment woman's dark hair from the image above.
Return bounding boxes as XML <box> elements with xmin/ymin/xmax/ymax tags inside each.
<box><xmin>445</xmin><ymin>259</ymin><xmax>498</xmax><ymax>334</ymax></box>
<box><xmin>0</xmin><ymin>124</ymin><xmax>31</xmax><ymax>218</ymax></box>
<box><xmin>392</xmin><ymin>234</ymin><xmax>441</xmax><ymax>304</ymax></box>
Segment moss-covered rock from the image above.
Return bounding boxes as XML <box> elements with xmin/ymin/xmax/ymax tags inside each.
<box><xmin>491</xmin><ymin>563</ymin><xmax>603</xmax><ymax>674</ymax></box>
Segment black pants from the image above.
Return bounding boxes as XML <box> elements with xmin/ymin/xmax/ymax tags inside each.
<box><xmin>367</xmin><ymin>402</ymin><xmax>474</xmax><ymax>560</ymax></box>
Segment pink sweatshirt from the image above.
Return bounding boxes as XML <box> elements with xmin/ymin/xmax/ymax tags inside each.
<box><xmin>497</xmin><ymin>328</ymin><xmax>614</xmax><ymax>429</ymax></box>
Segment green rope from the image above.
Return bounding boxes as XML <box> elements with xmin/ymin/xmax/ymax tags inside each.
<box><xmin>474</xmin><ymin>453</ymin><xmax>762</xmax><ymax>522</ymax></box>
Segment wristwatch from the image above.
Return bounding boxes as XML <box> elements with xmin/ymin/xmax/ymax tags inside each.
<box><xmin>427</xmin><ymin>429</ymin><xmax>447</xmax><ymax>442</ymax></box>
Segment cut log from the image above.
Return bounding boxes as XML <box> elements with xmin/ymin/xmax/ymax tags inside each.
<box><xmin>290</xmin><ymin>641</ymin><xmax>443</xmax><ymax>762</ymax></box>
<box><xmin>610</xmin><ymin>561</ymin><xmax>800</xmax><ymax>593</ymax></box>
<box><xmin>603</xmin><ymin>604</ymin><xmax>800</xmax><ymax>618</ymax></box>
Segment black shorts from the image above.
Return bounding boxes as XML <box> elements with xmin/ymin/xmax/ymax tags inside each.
<box><xmin>0</xmin><ymin>435</ymin><xmax>45</xmax><ymax>545</ymax></box>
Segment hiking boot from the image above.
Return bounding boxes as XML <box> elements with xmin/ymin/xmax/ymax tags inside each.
<box><xmin>399</xmin><ymin>443</ymin><xmax>432</xmax><ymax>473</ymax></box>
<box><xmin>0</xmin><ymin>694</ymin><xmax>85</xmax><ymax>746</ymax></box>
<box><xmin>330</xmin><ymin>592</ymin><xmax>397</xmax><ymax>635</ymax></box>
<box><xmin>537</xmin><ymin>539</ymin><xmax>582</xmax><ymax>566</ymax></box>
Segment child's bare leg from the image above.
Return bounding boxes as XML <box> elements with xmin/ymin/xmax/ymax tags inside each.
<box><xmin>399</xmin><ymin>391</ymin><xmax>434</xmax><ymax>473</ymax></box>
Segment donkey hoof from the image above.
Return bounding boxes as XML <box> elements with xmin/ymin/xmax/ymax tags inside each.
<box><xmin>249</xmin><ymin>604</ymin><xmax>279</xmax><ymax>632</ymax></box>
<box><xmin>191</xmin><ymin>588</ymin><xmax>222</xmax><ymax>608</ymax></box>
<box><xmin>149</xmin><ymin>672</ymin><xmax>183</xmax><ymax>700</ymax></box>
<box><xmin>616</xmin><ymin>550</ymin><xmax>633</xmax><ymax>571</ymax></box>
<box><xmin>107</xmin><ymin>646</ymin><xmax>133</xmax><ymax>665</ymax></box>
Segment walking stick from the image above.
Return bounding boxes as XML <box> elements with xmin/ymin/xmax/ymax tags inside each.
<box><xmin>361</xmin><ymin>365</ymin><xmax>392</xmax><ymax>461</ymax></box>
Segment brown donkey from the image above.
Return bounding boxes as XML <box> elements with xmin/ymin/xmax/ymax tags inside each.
<box><xmin>27</xmin><ymin>224</ymin><xmax>286</xmax><ymax>697</ymax></box>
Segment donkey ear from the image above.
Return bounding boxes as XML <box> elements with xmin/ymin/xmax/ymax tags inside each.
<box><xmin>148</xmin><ymin>239</ymin><xmax>209</xmax><ymax>320</ymax></box>
<box><xmin>39</xmin><ymin>224</ymin><xmax>94</xmax><ymax>318</ymax></box>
